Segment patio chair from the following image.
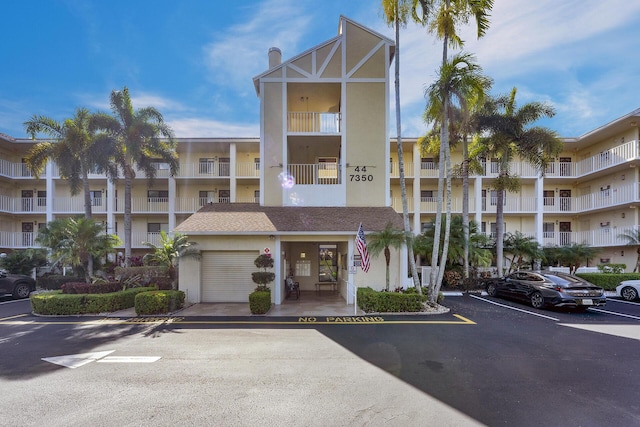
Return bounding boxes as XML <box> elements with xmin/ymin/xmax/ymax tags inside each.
<box><xmin>285</xmin><ymin>276</ymin><xmax>300</xmax><ymax>300</ymax></box>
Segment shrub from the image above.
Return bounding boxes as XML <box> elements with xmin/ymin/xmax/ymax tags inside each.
<box><xmin>443</xmin><ymin>270</ymin><xmax>463</xmax><ymax>288</ymax></box>
<box><xmin>61</xmin><ymin>281</ymin><xmax>123</xmax><ymax>294</ymax></box>
<box><xmin>357</xmin><ymin>287</ymin><xmax>427</xmax><ymax>313</ymax></box>
<box><xmin>30</xmin><ymin>287</ymin><xmax>156</xmax><ymax>315</ymax></box>
<box><xmin>249</xmin><ymin>290</ymin><xmax>271</xmax><ymax>314</ymax></box>
<box><xmin>597</xmin><ymin>263</ymin><xmax>626</xmax><ymax>274</ymax></box>
<box><xmin>114</xmin><ymin>266</ymin><xmax>168</xmax><ymax>286</ymax></box>
<box><xmin>576</xmin><ymin>273</ymin><xmax>640</xmax><ymax>290</ymax></box>
<box><xmin>36</xmin><ymin>274</ymin><xmax>84</xmax><ymax>290</ymax></box>
<box><xmin>251</xmin><ymin>254</ymin><xmax>275</xmax><ymax>291</ymax></box>
<box><xmin>135</xmin><ymin>290</ymin><xmax>185</xmax><ymax>315</ymax></box>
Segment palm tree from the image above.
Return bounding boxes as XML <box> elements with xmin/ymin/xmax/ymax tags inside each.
<box><xmin>36</xmin><ymin>216</ymin><xmax>121</xmax><ymax>282</ymax></box>
<box><xmin>423</xmin><ymin>52</ymin><xmax>491</xmax><ymax>302</ymax></box>
<box><xmin>143</xmin><ymin>231</ymin><xmax>201</xmax><ymax>289</ymax></box>
<box><xmin>558</xmin><ymin>243</ymin><xmax>599</xmax><ymax>274</ymax></box>
<box><xmin>475</xmin><ymin>87</ymin><xmax>563</xmax><ymax>276</ymax></box>
<box><xmin>24</xmin><ymin>107</ymin><xmax>116</xmax><ymax>219</ymax></box>
<box><xmin>503</xmin><ymin>231</ymin><xmax>542</xmax><ymax>273</ymax></box>
<box><xmin>367</xmin><ymin>222</ymin><xmax>407</xmax><ymax>291</ymax></box>
<box><xmin>414</xmin><ymin>216</ymin><xmax>491</xmax><ymax>270</ymax></box>
<box><xmin>618</xmin><ymin>227</ymin><xmax>640</xmax><ymax>271</ymax></box>
<box><xmin>381</xmin><ymin>0</ymin><xmax>423</xmax><ymax>294</ymax></box>
<box><xmin>92</xmin><ymin>87</ymin><xmax>179</xmax><ymax>267</ymax></box>
<box><xmin>414</xmin><ymin>0</ymin><xmax>494</xmax><ymax>300</ymax></box>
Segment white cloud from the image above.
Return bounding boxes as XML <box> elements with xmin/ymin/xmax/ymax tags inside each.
<box><xmin>168</xmin><ymin>117</ymin><xmax>259</xmax><ymax>138</ymax></box>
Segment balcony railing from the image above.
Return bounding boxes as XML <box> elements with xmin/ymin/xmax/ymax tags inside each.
<box><xmin>390</xmin><ymin>161</ymin><xmax>414</xmax><ymax>178</ymax></box>
<box><xmin>287</xmin><ymin>112</ymin><xmax>341</xmax><ymax>133</ymax></box>
<box><xmin>287</xmin><ymin>163</ymin><xmax>341</xmax><ymax>185</ymax></box>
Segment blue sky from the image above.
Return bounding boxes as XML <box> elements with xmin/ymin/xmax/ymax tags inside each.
<box><xmin>1</xmin><ymin>0</ymin><xmax>639</xmax><ymax>139</ymax></box>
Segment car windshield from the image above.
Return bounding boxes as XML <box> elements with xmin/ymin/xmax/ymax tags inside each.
<box><xmin>543</xmin><ymin>273</ymin><xmax>582</xmax><ymax>286</ymax></box>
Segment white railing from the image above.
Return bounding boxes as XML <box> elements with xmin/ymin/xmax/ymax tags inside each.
<box><xmin>236</xmin><ymin>162</ymin><xmax>260</xmax><ymax>178</ymax></box>
<box><xmin>391</xmin><ymin>197</ymin><xmax>415</xmax><ymax>212</ymax></box>
<box><xmin>390</xmin><ymin>161</ymin><xmax>414</xmax><ymax>178</ymax></box>
<box><xmin>287</xmin><ymin>112</ymin><xmax>341</xmax><ymax>133</ymax></box>
<box><xmin>287</xmin><ymin>163</ymin><xmax>341</xmax><ymax>185</ymax></box>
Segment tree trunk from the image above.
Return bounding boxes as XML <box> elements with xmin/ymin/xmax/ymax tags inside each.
<box><xmin>124</xmin><ymin>164</ymin><xmax>134</xmax><ymax>267</ymax></box>
<box><xmin>496</xmin><ymin>184</ymin><xmax>505</xmax><ymax>277</ymax></box>
<box><xmin>462</xmin><ymin>136</ymin><xmax>469</xmax><ymax>279</ymax></box>
<box><xmin>392</xmin><ymin>12</ymin><xmax>422</xmax><ymax>294</ymax></box>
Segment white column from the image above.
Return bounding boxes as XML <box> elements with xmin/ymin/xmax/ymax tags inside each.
<box><xmin>274</xmin><ymin>237</ymin><xmax>282</xmax><ymax>304</ymax></box>
<box><xmin>229</xmin><ymin>142</ymin><xmax>237</xmax><ymax>202</ymax></box>
<box><xmin>413</xmin><ymin>143</ymin><xmax>421</xmax><ymax>234</ymax></box>
<box><xmin>107</xmin><ymin>180</ymin><xmax>115</xmax><ymax>234</ymax></box>
<box><xmin>535</xmin><ymin>174</ymin><xmax>544</xmax><ymax>245</ymax></box>
<box><xmin>347</xmin><ymin>238</ymin><xmax>355</xmax><ymax>305</ymax></box>
<box><xmin>168</xmin><ymin>177</ymin><xmax>176</xmax><ymax>232</ymax></box>
<box><xmin>45</xmin><ymin>161</ymin><xmax>54</xmax><ymax>223</ymax></box>
<box><xmin>401</xmin><ymin>244</ymin><xmax>409</xmax><ymax>288</ymax></box>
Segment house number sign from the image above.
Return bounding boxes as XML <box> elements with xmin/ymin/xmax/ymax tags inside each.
<box><xmin>349</xmin><ymin>166</ymin><xmax>374</xmax><ymax>182</ymax></box>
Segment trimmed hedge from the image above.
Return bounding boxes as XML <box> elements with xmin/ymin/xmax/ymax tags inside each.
<box><xmin>61</xmin><ymin>282</ymin><xmax>124</xmax><ymax>294</ymax></box>
<box><xmin>249</xmin><ymin>290</ymin><xmax>271</xmax><ymax>314</ymax></box>
<box><xmin>135</xmin><ymin>290</ymin><xmax>185</xmax><ymax>315</ymax></box>
<box><xmin>357</xmin><ymin>287</ymin><xmax>428</xmax><ymax>313</ymax></box>
<box><xmin>575</xmin><ymin>273</ymin><xmax>640</xmax><ymax>290</ymax></box>
<box><xmin>36</xmin><ymin>275</ymin><xmax>84</xmax><ymax>290</ymax></box>
<box><xmin>30</xmin><ymin>287</ymin><xmax>156</xmax><ymax>315</ymax></box>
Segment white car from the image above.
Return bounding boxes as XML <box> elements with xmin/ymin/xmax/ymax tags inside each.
<box><xmin>616</xmin><ymin>280</ymin><xmax>640</xmax><ymax>301</ymax></box>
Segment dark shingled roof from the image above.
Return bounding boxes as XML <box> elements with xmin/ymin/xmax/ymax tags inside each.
<box><xmin>174</xmin><ymin>203</ymin><xmax>404</xmax><ymax>234</ymax></box>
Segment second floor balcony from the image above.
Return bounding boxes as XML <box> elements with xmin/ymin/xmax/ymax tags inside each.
<box><xmin>287</xmin><ymin>112</ymin><xmax>341</xmax><ymax>134</ymax></box>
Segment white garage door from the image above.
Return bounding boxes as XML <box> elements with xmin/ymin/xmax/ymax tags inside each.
<box><xmin>201</xmin><ymin>251</ymin><xmax>258</xmax><ymax>302</ymax></box>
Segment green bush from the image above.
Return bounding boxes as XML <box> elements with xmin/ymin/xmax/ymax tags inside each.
<box><xmin>249</xmin><ymin>290</ymin><xmax>271</xmax><ymax>314</ymax></box>
<box><xmin>596</xmin><ymin>263</ymin><xmax>626</xmax><ymax>274</ymax></box>
<box><xmin>114</xmin><ymin>266</ymin><xmax>168</xmax><ymax>286</ymax></box>
<box><xmin>135</xmin><ymin>290</ymin><xmax>185</xmax><ymax>315</ymax></box>
<box><xmin>30</xmin><ymin>287</ymin><xmax>156</xmax><ymax>315</ymax></box>
<box><xmin>357</xmin><ymin>287</ymin><xmax>428</xmax><ymax>313</ymax></box>
<box><xmin>575</xmin><ymin>273</ymin><xmax>640</xmax><ymax>290</ymax></box>
<box><xmin>36</xmin><ymin>274</ymin><xmax>84</xmax><ymax>290</ymax></box>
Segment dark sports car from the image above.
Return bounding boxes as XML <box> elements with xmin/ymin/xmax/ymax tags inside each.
<box><xmin>484</xmin><ymin>270</ymin><xmax>606</xmax><ymax>310</ymax></box>
<box><xmin>0</xmin><ymin>270</ymin><xmax>36</xmax><ymax>299</ymax></box>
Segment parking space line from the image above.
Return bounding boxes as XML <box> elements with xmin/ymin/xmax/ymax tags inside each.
<box><xmin>589</xmin><ymin>308</ymin><xmax>640</xmax><ymax>321</ymax></box>
<box><xmin>0</xmin><ymin>313</ymin><xmax>27</xmax><ymax>322</ymax></box>
<box><xmin>607</xmin><ymin>299</ymin><xmax>640</xmax><ymax>307</ymax></box>
<box><xmin>470</xmin><ymin>294</ymin><xmax>560</xmax><ymax>321</ymax></box>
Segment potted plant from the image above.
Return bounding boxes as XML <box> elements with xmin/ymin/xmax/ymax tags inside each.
<box><xmin>249</xmin><ymin>254</ymin><xmax>274</xmax><ymax>314</ymax></box>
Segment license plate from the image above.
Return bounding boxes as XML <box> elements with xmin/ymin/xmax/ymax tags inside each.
<box><xmin>580</xmin><ymin>299</ymin><xmax>593</xmax><ymax>305</ymax></box>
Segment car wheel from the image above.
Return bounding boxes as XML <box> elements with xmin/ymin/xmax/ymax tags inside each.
<box><xmin>486</xmin><ymin>282</ymin><xmax>498</xmax><ymax>297</ymax></box>
<box><xmin>530</xmin><ymin>292</ymin><xmax>544</xmax><ymax>309</ymax></box>
<box><xmin>620</xmin><ymin>286</ymin><xmax>639</xmax><ymax>301</ymax></box>
<box><xmin>13</xmin><ymin>282</ymin><xmax>31</xmax><ymax>299</ymax></box>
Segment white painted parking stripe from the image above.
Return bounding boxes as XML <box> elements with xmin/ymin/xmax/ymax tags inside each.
<box><xmin>470</xmin><ymin>294</ymin><xmax>560</xmax><ymax>321</ymax></box>
<box><xmin>607</xmin><ymin>298</ymin><xmax>640</xmax><ymax>306</ymax></box>
<box><xmin>589</xmin><ymin>308</ymin><xmax>640</xmax><ymax>320</ymax></box>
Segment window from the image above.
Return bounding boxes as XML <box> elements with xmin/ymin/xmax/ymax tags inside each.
<box><xmin>421</xmin><ymin>158</ymin><xmax>435</xmax><ymax>170</ymax></box>
<box><xmin>219</xmin><ymin>157</ymin><xmax>230</xmax><ymax>176</ymax></box>
<box><xmin>600</xmin><ymin>185</ymin><xmax>611</xmax><ymax>197</ymax></box>
<box><xmin>148</xmin><ymin>190</ymin><xmax>169</xmax><ymax>201</ymax></box>
<box><xmin>90</xmin><ymin>190</ymin><xmax>102</xmax><ymax>207</ymax></box>
<box><xmin>543</xmin><ymin>190</ymin><xmax>554</xmax><ymax>206</ymax></box>
<box><xmin>319</xmin><ymin>245</ymin><xmax>337</xmax><ymax>282</ymax></box>
<box><xmin>218</xmin><ymin>190</ymin><xmax>230</xmax><ymax>203</ymax></box>
<box><xmin>152</xmin><ymin>159</ymin><xmax>170</xmax><ymax>170</ymax></box>
<box><xmin>421</xmin><ymin>190</ymin><xmax>434</xmax><ymax>201</ymax></box>
<box><xmin>199</xmin><ymin>191</ymin><xmax>216</xmax><ymax>206</ymax></box>
<box><xmin>147</xmin><ymin>223</ymin><xmax>168</xmax><ymax>233</ymax></box>
<box><xmin>254</xmin><ymin>190</ymin><xmax>260</xmax><ymax>203</ymax></box>
<box><xmin>199</xmin><ymin>158</ymin><xmax>216</xmax><ymax>174</ymax></box>
<box><xmin>254</xmin><ymin>158</ymin><xmax>260</xmax><ymax>170</ymax></box>
<box><xmin>37</xmin><ymin>190</ymin><xmax>47</xmax><ymax>207</ymax></box>
<box><xmin>543</xmin><ymin>222</ymin><xmax>555</xmax><ymax>238</ymax></box>
<box><xmin>318</xmin><ymin>157</ymin><xmax>338</xmax><ymax>181</ymax></box>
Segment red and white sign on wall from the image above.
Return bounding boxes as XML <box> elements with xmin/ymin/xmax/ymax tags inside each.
<box><xmin>263</xmin><ymin>247</ymin><xmax>271</xmax><ymax>256</ymax></box>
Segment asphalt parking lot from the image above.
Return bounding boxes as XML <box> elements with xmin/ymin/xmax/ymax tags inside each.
<box><xmin>1</xmin><ymin>294</ymin><xmax>639</xmax><ymax>426</ymax></box>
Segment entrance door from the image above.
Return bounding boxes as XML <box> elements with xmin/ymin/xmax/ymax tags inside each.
<box><xmin>559</xmin><ymin>189</ymin><xmax>571</xmax><ymax>211</ymax></box>
<box><xmin>559</xmin><ymin>157</ymin><xmax>572</xmax><ymax>176</ymax></box>
<box><xmin>559</xmin><ymin>222</ymin><xmax>572</xmax><ymax>246</ymax></box>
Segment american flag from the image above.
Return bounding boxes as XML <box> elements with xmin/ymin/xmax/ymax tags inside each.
<box><xmin>355</xmin><ymin>223</ymin><xmax>370</xmax><ymax>273</ymax></box>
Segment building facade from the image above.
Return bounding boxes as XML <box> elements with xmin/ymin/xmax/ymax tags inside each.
<box><xmin>0</xmin><ymin>16</ymin><xmax>639</xmax><ymax>305</ymax></box>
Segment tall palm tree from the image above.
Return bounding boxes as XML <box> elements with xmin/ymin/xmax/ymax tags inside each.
<box><xmin>93</xmin><ymin>87</ymin><xmax>179</xmax><ymax>267</ymax></box>
<box><xmin>414</xmin><ymin>0</ymin><xmax>494</xmax><ymax>297</ymax></box>
<box><xmin>24</xmin><ymin>107</ymin><xmax>115</xmax><ymax>219</ymax></box>
<box><xmin>475</xmin><ymin>87</ymin><xmax>563</xmax><ymax>276</ymax></box>
<box><xmin>143</xmin><ymin>231</ymin><xmax>201</xmax><ymax>289</ymax></box>
<box><xmin>423</xmin><ymin>52</ymin><xmax>491</xmax><ymax>302</ymax></box>
<box><xmin>36</xmin><ymin>216</ymin><xmax>121</xmax><ymax>282</ymax></box>
<box><xmin>367</xmin><ymin>222</ymin><xmax>407</xmax><ymax>291</ymax></box>
<box><xmin>381</xmin><ymin>0</ymin><xmax>423</xmax><ymax>294</ymax></box>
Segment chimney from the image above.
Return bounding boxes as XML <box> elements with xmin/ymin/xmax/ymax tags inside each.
<box><xmin>268</xmin><ymin>47</ymin><xmax>281</xmax><ymax>68</ymax></box>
